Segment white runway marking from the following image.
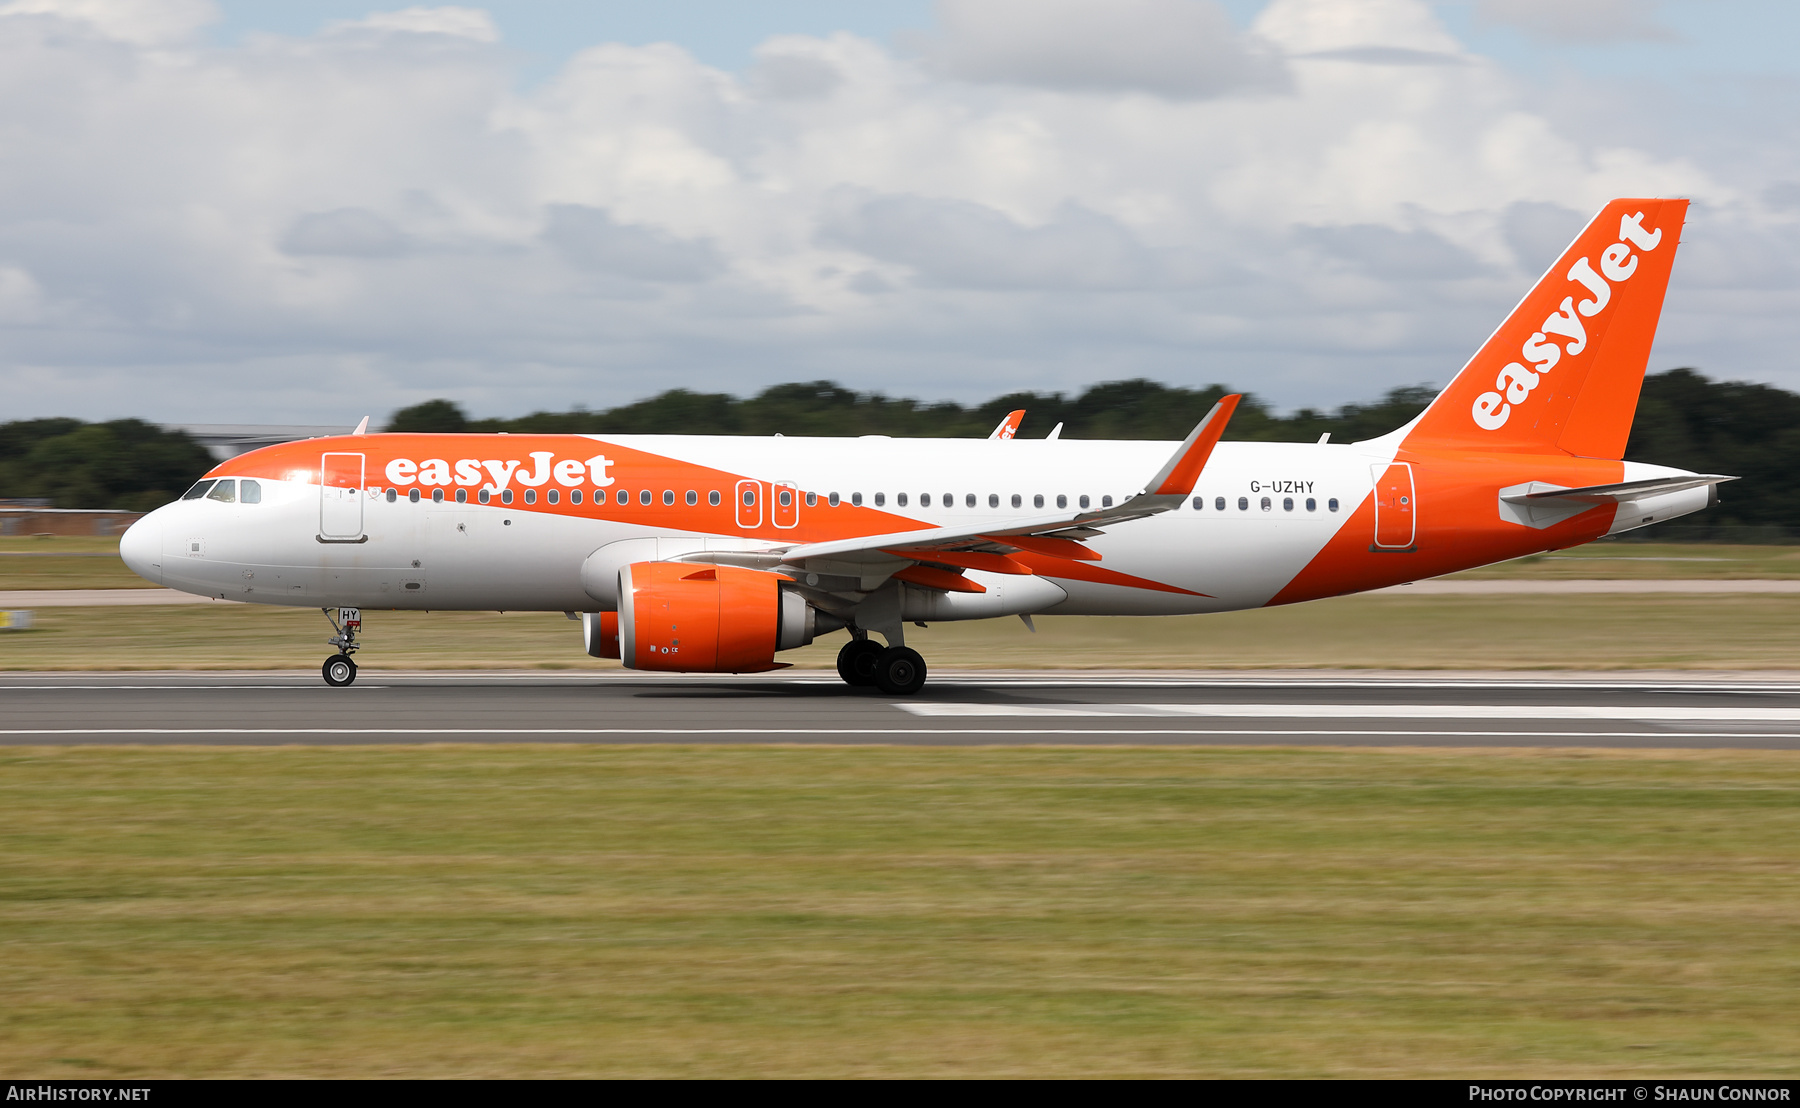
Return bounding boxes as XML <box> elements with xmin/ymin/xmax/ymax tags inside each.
<box><xmin>0</xmin><ymin>685</ymin><xmax>383</xmax><ymax>691</ymax></box>
<box><xmin>2</xmin><ymin>728</ymin><xmax>1799</xmax><ymax>740</ymax></box>
<box><xmin>901</xmin><ymin>702</ymin><xmax>1800</xmax><ymax>722</ymax></box>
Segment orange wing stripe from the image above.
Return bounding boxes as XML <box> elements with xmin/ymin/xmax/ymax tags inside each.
<box><xmin>894</xmin><ymin>565</ymin><xmax>988</xmax><ymax>593</ymax></box>
<box><xmin>884</xmin><ymin>548</ymin><xmax>1032</xmax><ymax>575</ymax></box>
<box><xmin>986</xmin><ymin>534</ymin><xmax>1101</xmax><ymax>561</ymax></box>
<box><xmin>1010</xmin><ymin>552</ymin><xmax>1208</xmax><ymax>596</ymax></box>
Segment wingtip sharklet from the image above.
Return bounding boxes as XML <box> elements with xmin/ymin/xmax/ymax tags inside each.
<box><xmin>1145</xmin><ymin>394</ymin><xmax>1241</xmax><ymax>496</ymax></box>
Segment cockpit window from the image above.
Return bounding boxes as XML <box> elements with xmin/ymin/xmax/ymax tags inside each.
<box><xmin>240</xmin><ymin>479</ymin><xmax>261</xmax><ymax>504</ymax></box>
<box><xmin>180</xmin><ymin>480</ymin><xmax>216</xmax><ymax>501</ymax></box>
<box><xmin>205</xmin><ymin>479</ymin><xmax>237</xmax><ymax>503</ymax></box>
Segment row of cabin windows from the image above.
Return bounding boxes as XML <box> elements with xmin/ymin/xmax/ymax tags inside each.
<box><xmin>182</xmin><ymin>477</ymin><xmax>1343</xmax><ymax>518</ymax></box>
<box><xmin>1200</xmin><ymin>495</ymin><xmax>1340</xmax><ymax>513</ymax></box>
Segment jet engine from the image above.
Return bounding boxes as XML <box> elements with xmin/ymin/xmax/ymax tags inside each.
<box><xmin>618</xmin><ymin>561</ymin><xmax>840</xmax><ymax>672</ymax></box>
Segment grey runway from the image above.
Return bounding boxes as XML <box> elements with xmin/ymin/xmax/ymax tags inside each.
<box><xmin>9</xmin><ymin>670</ymin><xmax>1800</xmax><ymax>748</ymax></box>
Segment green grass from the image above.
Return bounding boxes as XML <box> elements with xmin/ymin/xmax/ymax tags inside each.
<box><xmin>8</xmin><ymin>592</ymin><xmax>1800</xmax><ymax>671</ymax></box>
<box><xmin>0</xmin><ymin>536</ymin><xmax>150</xmax><ymax>589</ymax></box>
<box><xmin>1449</xmin><ymin>541</ymin><xmax>1800</xmax><ymax>579</ymax></box>
<box><xmin>1</xmin><ymin>745</ymin><xmax>1796</xmax><ymax>1077</ymax></box>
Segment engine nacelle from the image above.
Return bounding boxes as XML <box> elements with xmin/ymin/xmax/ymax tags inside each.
<box><xmin>618</xmin><ymin>561</ymin><xmax>833</xmax><ymax>673</ymax></box>
<box><xmin>582</xmin><ymin>611</ymin><xmax>620</xmax><ymax>659</ymax></box>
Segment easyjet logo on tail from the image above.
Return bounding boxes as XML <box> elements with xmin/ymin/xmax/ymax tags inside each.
<box><xmin>1471</xmin><ymin>211</ymin><xmax>1664</xmax><ymax>431</ymax></box>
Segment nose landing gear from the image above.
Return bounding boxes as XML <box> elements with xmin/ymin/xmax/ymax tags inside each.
<box><xmin>321</xmin><ymin>607</ymin><xmax>362</xmax><ymax>687</ymax></box>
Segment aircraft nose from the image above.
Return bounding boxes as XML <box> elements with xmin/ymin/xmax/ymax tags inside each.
<box><xmin>119</xmin><ymin>514</ymin><xmax>163</xmax><ymax>586</ymax></box>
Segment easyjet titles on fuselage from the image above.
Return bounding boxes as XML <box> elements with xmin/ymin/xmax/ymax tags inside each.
<box><xmin>383</xmin><ymin>451</ymin><xmax>616</xmax><ymax>493</ymax></box>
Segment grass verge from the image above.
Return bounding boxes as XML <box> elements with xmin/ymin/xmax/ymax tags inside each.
<box><xmin>2</xmin><ymin>745</ymin><xmax>1796</xmax><ymax>1077</ymax></box>
<box><xmin>7</xmin><ymin>592</ymin><xmax>1800</xmax><ymax>670</ymax></box>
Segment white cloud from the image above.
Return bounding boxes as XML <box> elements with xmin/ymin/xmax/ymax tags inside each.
<box><xmin>1475</xmin><ymin>0</ymin><xmax>1675</xmax><ymax>45</ymax></box>
<box><xmin>328</xmin><ymin>6</ymin><xmax>499</xmax><ymax>43</ymax></box>
<box><xmin>543</xmin><ymin>205</ymin><xmax>722</xmax><ymax>282</ymax></box>
<box><xmin>0</xmin><ymin>0</ymin><xmax>214</xmax><ymax>45</ymax></box>
<box><xmin>928</xmin><ymin>0</ymin><xmax>1287</xmax><ymax>98</ymax></box>
<box><xmin>0</xmin><ymin>0</ymin><xmax>1790</xmax><ymax>424</ymax></box>
<box><xmin>819</xmin><ymin>191</ymin><xmax>1161</xmax><ymax>289</ymax></box>
<box><xmin>283</xmin><ymin>209</ymin><xmax>412</xmax><ymax>258</ymax></box>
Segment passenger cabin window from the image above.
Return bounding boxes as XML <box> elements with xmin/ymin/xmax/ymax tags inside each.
<box><xmin>409</xmin><ymin>489</ymin><xmax>421</xmax><ymax>503</ymax></box>
<box><xmin>1079</xmin><ymin>495</ymin><xmax>1090</xmax><ymax>509</ymax></box>
<box><xmin>1283</xmin><ymin>497</ymin><xmax>1294</xmax><ymax>511</ymax></box>
<box><xmin>1102</xmin><ymin>495</ymin><xmax>1113</xmax><ymax>508</ymax></box>
<box><xmin>640</xmin><ymin>490</ymin><xmax>651</xmax><ymax>506</ymax></box>
<box><xmin>1057</xmin><ymin>495</ymin><xmax>1068</xmax><ymax>509</ymax></box>
<box><xmin>1237</xmin><ymin>496</ymin><xmax>1248</xmax><ymax>511</ymax></box>
<box><xmin>806</xmin><ymin>492</ymin><xmax>818</xmax><ymax>507</ymax></box>
<box><xmin>1033</xmin><ymin>494</ymin><xmax>1044</xmax><ymax>508</ymax></box>
<box><xmin>571</xmin><ymin>490</ymin><xmax>582</xmax><ymax>505</ymax></box>
<box><xmin>965</xmin><ymin>493</ymin><xmax>975</xmax><ymax>508</ymax></box>
<box><xmin>989</xmin><ymin>494</ymin><xmax>999</xmax><ymax>508</ymax></box>
<box><xmin>1010</xmin><ymin>494</ymin><xmax>1021</xmax><ymax>508</ymax></box>
<box><xmin>181</xmin><ymin>479</ymin><xmax>216</xmax><ymax>500</ymax></box>
<box><xmin>1261</xmin><ymin>496</ymin><xmax>1272</xmax><ymax>511</ymax></box>
<box><xmin>743</xmin><ymin>488</ymin><xmax>757</xmax><ymax>506</ymax></box>
<box><xmin>1328</xmin><ymin>498</ymin><xmax>1340</xmax><ymax>512</ymax></box>
<box><xmin>545</xmin><ymin>490</ymin><xmax>557</xmax><ymax>505</ymax></box>
<box><xmin>206</xmin><ymin>479</ymin><xmax>236</xmax><ymax>503</ymax></box>
<box><xmin>434</xmin><ymin>489</ymin><xmax>446</xmax><ymax>503</ymax></box>
<box><xmin>1191</xmin><ymin>496</ymin><xmax>1202</xmax><ymax>510</ymax></box>
<box><xmin>501</xmin><ymin>490</ymin><xmax>513</xmax><ymax>505</ymax></box>
<box><xmin>386</xmin><ymin>488</ymin><xmax>398</xmax><ymax>503</ymax></box>
<box><xmin>1215</xmin><ymin>497</ymin><xmax>1225</xmax><ymax>511</ymax></box>
<box><xmin>780</xmin><ymin>489</ymin><xmax>794</xmax><ymax>507</ymax></box>
<box><xmin>709</xmin><ymin>490</ymin><xmax>721</xmax><ymax>506</ymax></box>
<box><xmin>1305</xmin><ymin>497</ymin><xmax>1316</xmax><ymax>512</ymax></box>
<box><xmin>479</xmin><ymin>490</ymin><xmax>491</xmax><ymax>504</ymax></box>
<box><xmin>828</xmin><ymin>492</ymin><xmax>840</xmax><ymax>507</ymax></box>
<box><xmin>663</xmin><ymin>490</ymin><xmax>675</xmax><ymax>506</ymax></box>
<box><xmin>241</xmin><ymin>480</ymin><xmax>261</xmax><ymax>504</ymax></box>
<box><xmin>919</xmin><ymin>493</ymin><xmax>930</xmax><ymax>507</ymax></box>
<box><xmin>687</xmin><ymin>490</ymin><xmax>698</xmax><ymax>506</ymax></box>
<box><xmin>897</xmin><ymin>492</ymin><xmax>908</xmax><ymax>507</ymax></box>
<box><xmin>852</xmin><ymin>493</ymin><xmax>863</xmax><ymax>506</ymax></box>
<box><xmin>616</xmin><ymin>490</ymin><xmax>628</xmax><ymax>505</ymax></box>
<box><xmin>874</xmin><ymin>492</ymin><xmax>885</xmax><ymax>507</ymax></box>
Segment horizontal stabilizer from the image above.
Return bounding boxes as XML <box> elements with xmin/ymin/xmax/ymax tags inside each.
<box><xmin>1503</xmin><ymin>474</ymin><xmax>1735</xmax><ymax>505</ymax></box>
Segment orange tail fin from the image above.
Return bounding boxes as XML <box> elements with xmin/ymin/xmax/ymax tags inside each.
<box><xmin>1402</xmin><ymin>198</ymin><xmax>1688</xmax><ymax>458</ymax></box>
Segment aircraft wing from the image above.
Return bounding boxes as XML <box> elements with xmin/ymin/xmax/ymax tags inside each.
<box><xmin>775</xmin><ymin>395</ymin><xmax>1241</xmax><ymax>570</ymax></box>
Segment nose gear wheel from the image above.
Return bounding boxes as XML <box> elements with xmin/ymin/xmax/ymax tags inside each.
<box><xmin>322</xmin><ymin>654</ymin><xmax>357</xmax><ymax>687</ymax></box>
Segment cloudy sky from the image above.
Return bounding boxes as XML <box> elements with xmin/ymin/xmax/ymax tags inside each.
<box><xmin>2</xmin><ymin>0</ymin><xmax>1797</xmax><ymax>425</ymax></box>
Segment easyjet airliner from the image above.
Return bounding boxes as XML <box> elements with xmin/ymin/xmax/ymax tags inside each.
<box><xmin>120</xmin><ymin>198</ymin><xmax>1728</xmax><ymax>693</ymax></box>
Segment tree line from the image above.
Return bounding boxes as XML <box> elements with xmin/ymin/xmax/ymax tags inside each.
<box><xmin>1</xmin><ymin>369</ymin><xmax>1795</xmax><ymax>539</ymax></box>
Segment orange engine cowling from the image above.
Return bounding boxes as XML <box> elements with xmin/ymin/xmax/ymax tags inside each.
<box><xmin>619</xmin><ymin>561</ymin><xmax>821</xmax><ymax>673</ymax></box>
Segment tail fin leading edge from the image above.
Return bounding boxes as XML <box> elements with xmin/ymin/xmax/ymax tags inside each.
<box><xmin>1404</xmin><ymin>197</ymin><xmax>1688</xmax><ymax>459</ymax></box>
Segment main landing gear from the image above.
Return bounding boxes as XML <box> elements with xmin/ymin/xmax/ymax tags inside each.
<box><xmin>321</xmin><ymin>607</ymin><xmax>361</xmax><ymax>687</ymax></box>
<box><xmin>836</xmin><ymin>636</ymin><xmax>927</xmax><ymax>696</ymax></box>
